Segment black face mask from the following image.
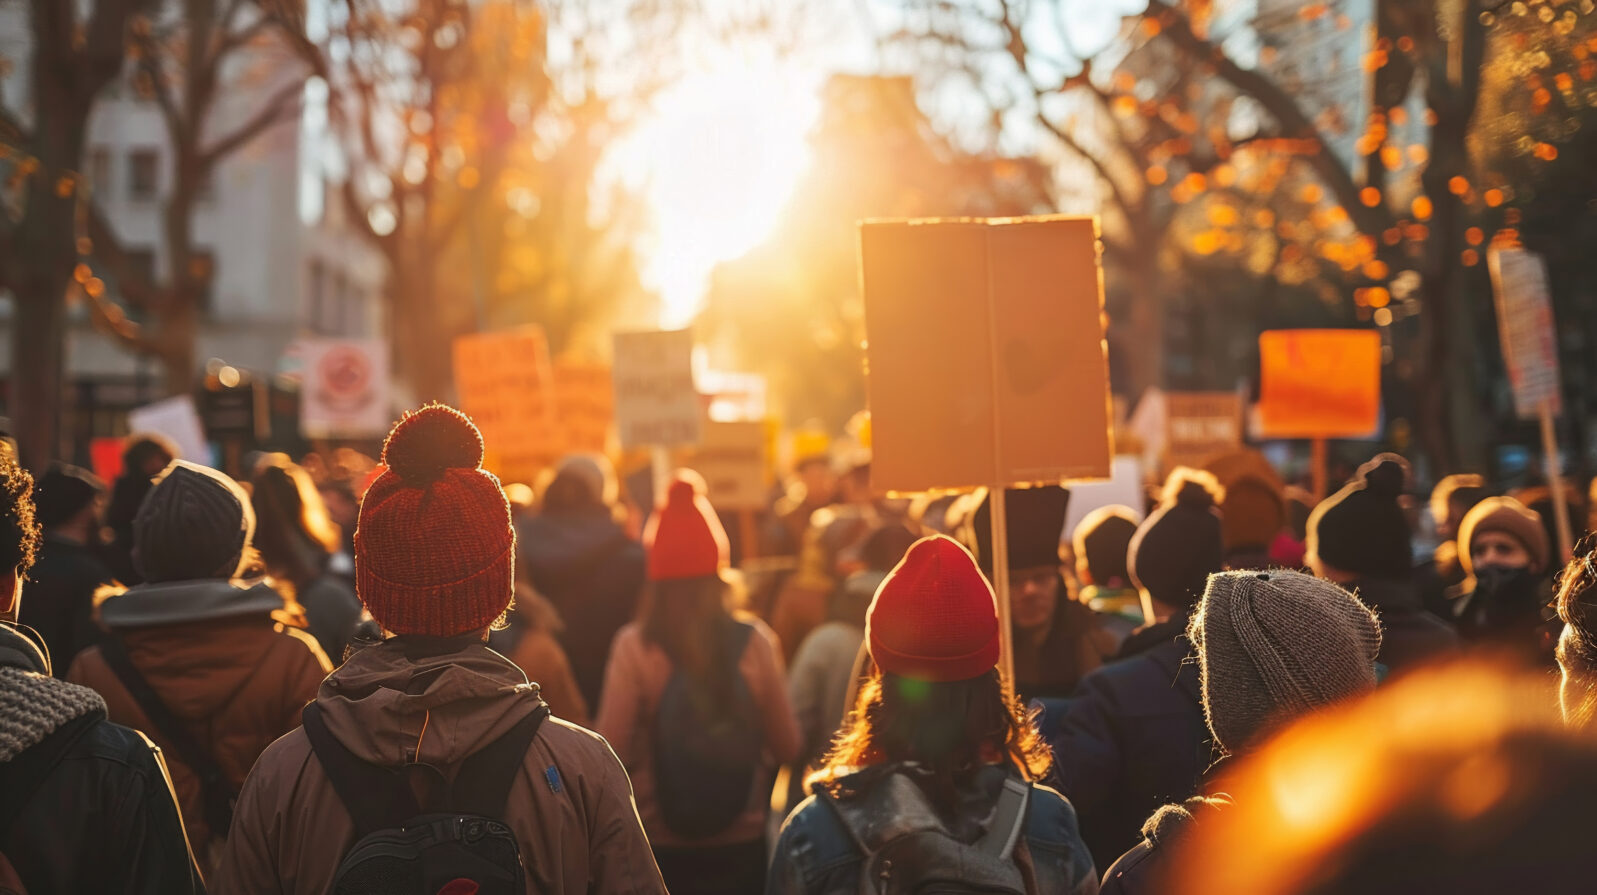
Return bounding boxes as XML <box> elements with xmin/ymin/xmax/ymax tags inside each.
<box><xmin>1469</xmin><ymin>566</ymin><xmax>1543</xmax><ymax>629</ymax></box>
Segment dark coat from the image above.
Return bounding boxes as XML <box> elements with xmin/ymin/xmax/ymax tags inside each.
<box><xmin>1348</xmin><ymin>577</ymin><xmax>1459</xmax><ymax>674</ymax></box>
<box><xmin>1047</xmin><ymin>635</ymin><xmax>1215</xmax><ymax>872</ymax></box>
<box><xmin>0</xmin><ymin>623</ymin><xmax>203</xmax><ymax>894</ymax></box>
<box><xmin>517</xmin><ymin>507</ymin><xmax>646</xmax><ymax>710</ymax></box>
<box><xmin>1099</xmin><ymin>796</ymin><xmax>1229</xmax><ymax>895</ymax></box>
<box><xmin>18</xmin><ymin>534</ymin><xmax>113</xmax><ymax>673</ymax></box>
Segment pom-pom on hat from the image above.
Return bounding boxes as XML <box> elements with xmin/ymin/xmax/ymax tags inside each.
<box><xmin>1128</xmin><ymin>468</ymin><xmax>1226</xmax><ymax>610</ymax></box>
<box><xmin>866</xmin><ymin>534</ymin><xmax>1001</xmax><ymax>683</ymax></box>
<box><xmin>355</xmin><ymin>404</ymin><xmax>514</xmax><ymax>637</ymax></box>
<box><xmin>644</xmin><ymin>470</ymin><xmax>729</xmax><ymax>581</ymax></box>
<box><xmin>1307</xmin><ymin>453</ymin><xmax>1413</xmax><ymax>581</ymax></box>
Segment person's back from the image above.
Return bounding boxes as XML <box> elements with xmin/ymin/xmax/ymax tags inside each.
<box><xmin>0</xmin><ymin>451</ymin><xmax>201</xmax><ymax>894</ymax></box>
<box><xmin>66</xmin><ymin>460</ymin><xmax>331</xmax><ymax>866</ymax></box>
<box><xmin>20</xmin><ymin>463</ymin><xmax>112</xmax><ymax>672</ymax></box>
<box><xmin>518</xmin><ymin>456</ymin><xmax>645</xmax><ymax>711</ymax></box>
<box><xmin>596</xmin><ymin>472</ymin><xmax>799</xmax><ymax>895</ymax></box>
<box><xmin>217</xmin><ymin>404</ymin><xmax>665</xmax><ymax>894</ymax></box>
<box><xmin>770</xmin><ymin>535</ymin><xmax>1098</xmax><ymax>895</ymax></box>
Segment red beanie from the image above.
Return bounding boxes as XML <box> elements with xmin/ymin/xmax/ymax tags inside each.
<box><xmin>644</xmin><ymin>470</ymin><xmax>729</xmax><ymax>581</ymax></box>
<box><xmin>355</xmin><ymin>404</ymin><xmax>514</xmax><ymax>636</ymax></box>
<box><xmin>867</xmin><ymin>534</ymin><xmax>1001</xmax><ymax>682</ymax></box>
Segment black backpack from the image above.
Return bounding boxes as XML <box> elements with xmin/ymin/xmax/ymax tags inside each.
<box><xmin>821</xmin><ymin>770</ymin><xmax>1032</xmax><ymax>895</ymax></box>
<box><xmin>301</xmin><ymin>700</ymin><xmax>549</xmax><ymax>895</ymax></box>
<box><xmin>652</xmin><ymin>619</ymin><xmax>763</xmax><ymax>839</ymax></box>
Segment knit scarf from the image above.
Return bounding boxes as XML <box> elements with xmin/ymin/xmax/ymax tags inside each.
<box><xmin>0</xmin><ymin>623</ymin><xmax>107</xmax><ymax>762</ymax></box>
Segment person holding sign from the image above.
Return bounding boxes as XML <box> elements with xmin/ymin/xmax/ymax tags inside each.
<box><xmin>952</xmin><ymin>485</ymin><xmax>1115</xmax><ymax>702</ymax></box>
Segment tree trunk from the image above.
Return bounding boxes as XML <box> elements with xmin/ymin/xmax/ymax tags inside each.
<box><xmin>11</xmin><ymin>258</ymin><xmax>71</xmax><ymax>470</ymax></box>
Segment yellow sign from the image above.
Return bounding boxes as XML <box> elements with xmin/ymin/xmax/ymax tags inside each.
<box><xmin>452</xmin><ymin>328</ymin><xmax>558</xmax><ymax>484</ymax></box>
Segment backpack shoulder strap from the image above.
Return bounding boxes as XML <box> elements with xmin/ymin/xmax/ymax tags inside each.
<box><xmin>452</xmin><ymin>700</ymin><xmax>550</xmax><ymax>818</ymax></box>
<box><xmin>97</xmin><ymin>636</ymin><xmax>238</xmax><ymax>833</ymax></box>
<box><xmin>301</xmin><ymin>702</ymin><xmax>420</xmax><ymax>835</ymax></box>
<box><xmin>976</xmin><ymin>777</ymin><xmax>1031</xmax><ymax>860</ymax></box>
<box><xmin>726</xmin><ymin>619</ymin><xmax>756</xmax><ymax>670</ymax></box>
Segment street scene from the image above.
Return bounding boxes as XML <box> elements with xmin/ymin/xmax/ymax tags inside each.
<box><xmin>3</xmin><ymin>0</ymin><xmax>1597</xmax><ymax>892</ymax></box>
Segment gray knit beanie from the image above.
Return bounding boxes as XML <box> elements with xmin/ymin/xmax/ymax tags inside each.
<box><xmin>133</xmin><ymin>461</ymin><xmax>256</xmax><ymax>583</ymax></box>
<box><xmin>1189</xmin><ymin>569</ymin><xmax>1382</xmax><ymax>755</ymax></box>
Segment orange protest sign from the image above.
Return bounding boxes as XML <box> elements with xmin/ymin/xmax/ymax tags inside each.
<box><xmin>1257</xmin><ymin>329</ymin><xmax>1381</xmax><ymax>439</ymax></box>
<box><xmin>860</xmin><ymin>216</ymin><xmax>1113</xmax><ymax>493</ymax></box>
<box><xmin>551</xmin><ymin>360</ymin><xmax>614</xmax><ymax>455</ymax></box>
<box><xmin>452</xmin><ymin>327</ymin><xmax>559</xmax><ymax>485</ymax></box>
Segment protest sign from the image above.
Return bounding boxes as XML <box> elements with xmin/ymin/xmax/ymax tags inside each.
<box><xmin>860</xmin><ymin>215</ymin><xmax>1113</xmax><ymax>685</ymax></box>
<box><xmin>1488</xmin><ymin>246</ymin><xmax>1562</xmax><ymax>420</ymax></box>
<box><xmin>1164</xmin><ymin>391</ymin><xmax>1243</xmax><ymax>472</ymax></box>
<box><xmin>1488</xmin><ymin>245</ymin><xmax>1572</xmax><ymax>560</ymax></box>
<box><xmin>685</xmin><ymin>420</ymin><xmax>769</xmax><ymax>511</ymax></box>
<box><xmin>612</xmin><ymin>329</ymin><xmax>701</xmax><ymax>449</ymax></box>
<box><xmin>299</xmin><ymin>338</ymin><xmax>391</xmax><ymax>438</ymax></box>
<box><xmin>551</xmin><ymin>360</ymin><xmax>614</xmax><ymax>455</ymax></box>
<box><xmin>859</xmin><ymin>216</ymin><xmax>1112</xmax><ymax>494</ymax></box>
<box><xmin>128</xmin><ymin>395</ymin><xmax>211</xmax><ymax>468</ymax></box>
<box><xmin>452</xmin><ymin>327</ymin><xmax>558</xmax><ymax>485</ymax></box>
<box><xmin>1257</xmin><ymin>330</ymin><xmax>1381</xmax><ymax>440</ymax></box>
<box><xmin>1062</xmin><ymin>455</ymin><xmax>1145</xmax><ymax>543</ymax></box>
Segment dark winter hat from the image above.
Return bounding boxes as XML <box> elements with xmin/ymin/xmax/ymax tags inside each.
<box><xmin>1073</xmin><ymin>505</ymin><xmax>1139</xmax><ymax>588</ymax></box>
<box><xmin>1306</xmin><ymin>453</ymin><xmax>1412</xmax><ymax>581</ymax></box>
<box><xmin>134</xmin><ymin>461</ymin><xmax>255</xmax><ymax>583</ymax></box>
<box><xmin>867</xmin><ymin>534</ymin><xmax>1000</xmax><ymax>683</ymax></box>
<box><xmin>1128</xmin><ymin>468</ymin><xmax>1225</xmax><ymax>610</ymax></box>
<box><xmin>356</xmin><ymin>404</ymin><xmax>515</xmax><ymax>637</ymax></box>
<box><xmin>1190</xmin><ymin>570</ymin><xmax>1382</xmax><ymax>755</ymax></box>
<box><xmin>958</xmin><ymin>485</ymin><xmax>1070</xmax><ymax>574</ymax></box>
<box><xmin>34</xmin><ymin>463</ymin><xmax>104</xmax><ymax>528</ymax></box>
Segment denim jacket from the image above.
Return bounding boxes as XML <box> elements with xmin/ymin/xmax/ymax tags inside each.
<box><xmin>767</xmin><ymin>763</ymin><xmax>1100</xmax><ymax>895</ymax></box>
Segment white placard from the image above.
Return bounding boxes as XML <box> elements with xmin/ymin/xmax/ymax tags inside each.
<box><xmin>297</xmin><ymin>338</ymin><xmax>392</xmax><ymax>438</ymax></box>
<box><xmin>612</xmin><ymin>329</ymin><xmax>702</xmax><ymax>448</ymax></box>
<box><xmin>1488</xmin><ymin>246</ymin><xmax>1562</xmax><ymax>419</ymax></box>
<box><xmin>128</xmin><ymin>395</ymin><xmax>212</xmax><ymax>468</ymax></box>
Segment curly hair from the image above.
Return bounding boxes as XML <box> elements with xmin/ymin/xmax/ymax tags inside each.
<box><xmin>808</xmin><ymin>668</ymin><xmax>1053</xmax><ymax>811</ymax></box>
<box><xmin>1554</xmin><ymin>534</ymin><xmax>1597</xmax><ymax>728</ymax></box>
<box><xmin>0</xmin><ymin>452</ymin><xmax>39</xmax><ymax>574</ymax></box>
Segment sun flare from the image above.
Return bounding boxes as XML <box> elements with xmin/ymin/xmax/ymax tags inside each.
<box><xmin>608</xmin><ymin>55</ymin><xmax>820</xmax><ymax>329</ymax></box>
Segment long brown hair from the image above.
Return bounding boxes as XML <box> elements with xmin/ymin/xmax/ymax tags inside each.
<box><xmin>640</xmin><ymin>573</ymin><xmax>740</xmax><ymax>705</ymax></box>
<box><xmin>808</xmin><ymin>666</ymin><xmax>1052</xmax><ymax>807</ymax></box>
<box><xmin>250</xmin><ymin>459</ymin><xmax>342</xmax><ymax>588</ymax></box>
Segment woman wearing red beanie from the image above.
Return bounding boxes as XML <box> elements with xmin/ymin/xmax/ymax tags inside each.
<box><xmin>595</xmin><ymin>470</ymin><xmax>801</xmax><ymax>895</ymax></box>
<box><xmin>768</xmin><ymin>534</ymin><xmax>1098</xmax><ymax>894</ymax></box>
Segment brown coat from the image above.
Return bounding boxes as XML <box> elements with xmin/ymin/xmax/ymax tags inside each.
<box><xmin>508</xmin><ymin>628</ymin><xmax>591</xmax><ymax>729</ymax></box>
<box><xmin>214</xmin><ymin>636</ymin><xmax>666</xmax><ymax>895</ymax></box>
<box><xmin>67</xmin><ymin>590</ymin><xmax>330</xmax><ymax>866</ymax></box>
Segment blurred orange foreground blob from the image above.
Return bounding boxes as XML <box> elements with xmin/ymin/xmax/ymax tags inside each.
<box><xmin>1168</xmin><ymin>662</ymin><xmax>1597</xmax><ymax>895</ymax></box>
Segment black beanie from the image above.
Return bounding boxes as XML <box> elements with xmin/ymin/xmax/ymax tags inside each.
<box><xmin>35</xmin><ymin>463</ymin><xmax>104</xmax><ymax>528</ymax></box>
<box><xmin>959</xmin><ymin>485</ymin><xmax>1070</xmax><ymax>574</ymax></box>
<box><xmin>1307</xmin><ymin>453</ymin><xmax>1412</xmax><ymax>581</ymax></box>
<box><xmin>133</xmin><ymin>461</ymin><xmax>255</xmax><ymax>582</ymax></box>
<box><xmin>1129</xmin><ymin>469</ymin><xmax>1225</xmax><ymax>610</ymax></box>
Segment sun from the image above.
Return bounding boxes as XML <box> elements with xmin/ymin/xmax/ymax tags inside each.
<box><xmin>607</xmin><ymin>53</ymin><xmax>821</xmax><ymax>329</ymax></box>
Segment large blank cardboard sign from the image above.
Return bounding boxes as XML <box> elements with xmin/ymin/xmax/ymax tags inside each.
<box><xmin>1257</xmin><ymin>329</ymin><xmax>1381</xmax><ymax>439</ymax></box>
<box><xmin>860</xmin><ymin>216</ymin><xmax>1113</xmax><ymax>493</ymax></box>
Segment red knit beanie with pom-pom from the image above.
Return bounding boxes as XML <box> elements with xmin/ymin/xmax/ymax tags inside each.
<box><xmin>644</xmin><ymin>470</ymin><xmax>729</xmax><ymax>581</ymax></box>
<box><xmin>355</xmin><ymin>403</ymin><xmax>514</xmax><ymax>636</ymax></box>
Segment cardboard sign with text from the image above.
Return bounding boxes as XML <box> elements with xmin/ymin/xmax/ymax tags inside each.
<box><xmin>1257</xmin><ymin>330</ymin><xmax>1381</xmax><ymax>439</ymax></box>
<box><xmin>1488</xmin><ymin>246</ymin><xmax>1562</xmax><ymax>420</ymax></box>
<box><xmin>685</xmin><ymin>420</ymin><xmax>769</xmax><ymax>511</ymax></box>
<box><xmin>552</xmin><ymin>360</ymin><xmax>614</xmax><ymax>454</ymax></box>
<box><xmin>452</xmin><ymin>328</ymin><xmax>558</xmax><ymax>484</ymax></box>
<box><xmin>298</xmin><ymin>338</ymin><xmax>391</xmax><ymax>438</ymax></box>
<box><xmin>1164</xmin><ymin>391</ymin><xmax>1243</xmax><ymax>472</ymax></box>
<box><xmin>612</xmin><ymin>329</ymin><xmax>701</xmax><ymax>449</ymax></box>
<box><xmin>860</xmin><ymin>216</ymin><xmax>1113</xmax><ymax>493</ymax></box>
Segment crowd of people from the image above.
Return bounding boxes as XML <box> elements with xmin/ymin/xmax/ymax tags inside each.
<box><xmin>4</xmin><ymin>403</ymin><xmax>1597</xmax><ymax>893</ymax></box>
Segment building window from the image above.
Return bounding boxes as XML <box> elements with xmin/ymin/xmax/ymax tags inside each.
<box><xmin>129</xmin><ymin>148</ymin><xmax>159</xmax><ymax>200</ymax></box>
<box><xmin>188</xmin><ymin>250</ymin><xmax>215</xmax><ymax>312</ymax></box>
<box><xmin>88</xmin><ymin>147</ymin><xmax>112</xmax><ymax>196</ymax></box>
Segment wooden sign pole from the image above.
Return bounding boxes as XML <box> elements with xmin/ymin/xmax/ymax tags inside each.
<box><xmin>1540</xmin><ymin>401</ymin><xmax>1575</xmax><ymax>562</ymax></box>
<box><xmin>1311</xmin><ymin>437</ymin><xmax>1329</xmax><ymax>500</ymax></box>
<box><xmin>989</xmin><ymin>486</ymin><xmax>1014</xmax><ymax>689</ymax></box>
